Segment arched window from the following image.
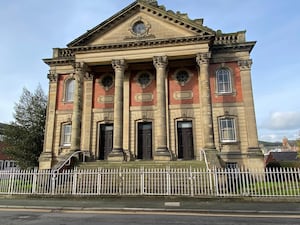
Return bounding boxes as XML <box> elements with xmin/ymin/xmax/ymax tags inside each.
<box><xmin>216</xmin><ymin>68</ymin><xmax>232</xmax><ymax>94</ymax></box>
<box><xmin>65</xmin><ymin>79</ymin><xmax>75</xmax><ymax>102</ymax></box>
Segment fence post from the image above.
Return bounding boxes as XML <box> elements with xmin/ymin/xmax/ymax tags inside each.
<box><xmin>190</xmin><ymin>167</ymin><xmax>194</xmax><ymax>197</ymax></box>
<box><xmin>166</xmin><ymin>166</ymin><xmax>170</xmax><ymax>196</ymax></box>
<box><xmin>32</xmin><ymin>168</ymin><xmax>38</xmax><ymax>194</ymax></box>
<box><xmin>140</xmin><ymin>167</ymin><xmax>144</xmax><ymax>195</ymax></box>
<box><xmin>212</xmin><ymin>167</ymin><xmax>218</xmax><ymax>196</ymax></box>
<box><xmin>8</xmin><ymin>170</ymin><xmax>15</xmax><ymax>195</ymax></box>
<box><xmin>51</xmin><ymin>170</ymin><xmax>57</xmax><ymax>195</ymax></box>
<box><xmin>118</xmin><ymin>168</ymin><xmax>123</xmax><ymax>195</ymax></box>
<box><xmin>97</xmin><ymin>168</ymin><xmax>102</xmax><ymax>195</ymax></box>
<box><xmin>72</xmin><ymin>168</ymin><xmax>78</xmax><ymax>195</ymax></box>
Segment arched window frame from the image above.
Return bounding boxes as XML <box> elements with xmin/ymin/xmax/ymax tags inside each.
<box><xmin>64</xmin><ymin>78</ymin><xmax>75</xmax><ymax>102</ymax></box>
<box><xmin>216</xmin><ymin>68</ymin><xmax>233</xmax><ymax>94</ymax></box>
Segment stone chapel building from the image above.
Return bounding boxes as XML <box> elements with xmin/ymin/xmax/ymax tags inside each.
<box><xmin>39</xmin><ymin>0</ymin><xmax>264</xmax><ymax>169</ymax></box>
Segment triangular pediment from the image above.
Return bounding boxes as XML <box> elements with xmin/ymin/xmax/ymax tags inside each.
<box><xmin>67</xmin><ymin>0</ymin><xmax>215</xmax><ymax>47</ymax></box>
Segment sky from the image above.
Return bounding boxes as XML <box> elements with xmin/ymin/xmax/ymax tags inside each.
<box><xmin>0</xmin><ymin>0</ymin><xmax>299</xmax><ymax>142</ymax></box>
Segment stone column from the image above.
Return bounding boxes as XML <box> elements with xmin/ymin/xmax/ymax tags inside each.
<box><xmin>70</xmin><ymin>62</ymin><xmax>85</xmax><ymax>152</ymax></box>
<box><xmin>108</xmin><ymin>59</ymin><xmax>126</xmax><ymax>161</ymax></box>
<box><xmin>196</xmin><ymin>52</ymin><xmax>216</xmax><ymax>150</ymax></box>
<box><xmin>238</xmin><ymin>59</ymin><xmax>260</xmax><ymax>151</ymax></box>
<box><xmin>153</xmin><ymin>56</ymin><xmax>171</xmax><ymax>160</ymax></box>
<box><xmin>81</xmin><ymin>71</ymin><xmax>93</xmax><ymax>157</ymax></box>
<box><xmin>39</xmin><ymin>70</ymin><xmax>58</xmax><ymax>169</ymax></box>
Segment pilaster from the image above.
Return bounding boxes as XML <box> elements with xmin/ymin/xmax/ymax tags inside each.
<box><xmin>39</xmin><ymin>69</ymin><xmax>58</xmax><ymax>169</ymax></box>
<box><xmin>238</xmin><ymin>59</ymin><xmax>260</xmax><ymax>152</ymax></box>
<box><xmin>81</xmin><ymin>71</ymin><xmax>93</xmax><ymax>156</ymax></box>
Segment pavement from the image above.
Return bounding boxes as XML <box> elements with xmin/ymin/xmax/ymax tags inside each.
<box><xmin>0</xmin><ymin>196</ymin><xmax>300</xmax><ymax>215</ymax></box>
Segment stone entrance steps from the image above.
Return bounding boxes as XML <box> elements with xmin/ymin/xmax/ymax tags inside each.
<box><xmin>78</xmin><ymin>160</ymin><xmax>206</xmax><ymax>169</ymax></box>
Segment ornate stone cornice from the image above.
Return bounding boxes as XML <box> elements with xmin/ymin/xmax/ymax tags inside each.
<box><xmin>47</xmin><ymin>70</ymin><xmax>58</xmax><ymax>82</ymax></box>
<box><xmin>153</xmin><ymin>55</ymin><xmax>168</xmax><ymax>69</ymax></box>
<box><xmin>196</xmin><ymin>52</ymin><xmax>211</xmax><ymax>65</ymax></box>
<box><xmin>238</xmin><ymin>59</ymin><xmax>252</xmax><ymax>71</ymax></box>
<box><xmin>112</xmin><ymin>59</ymin><xmax>127</xmax><ymax>72</ymax></box>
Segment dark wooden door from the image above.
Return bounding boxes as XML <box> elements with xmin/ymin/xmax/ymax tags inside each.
<box><xmin>137</xmin><ymin>122</ymin><xmax>152</xmax><ymax>160</ymax></box>
<box><xmin>177</xmin><ymin>121</ymin><xmax>194</xmax><ymax>160</ymax></box>
<box><xmin>99</xmin><ymin>123</ymin><xmax>113</xmax><ymax>160</ymax></box>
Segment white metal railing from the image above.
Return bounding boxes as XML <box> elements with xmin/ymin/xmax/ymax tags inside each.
<box><xmin>0</xmin><ymin>167</ymin><xmax>299</xmax><ymax>197</ymax></box>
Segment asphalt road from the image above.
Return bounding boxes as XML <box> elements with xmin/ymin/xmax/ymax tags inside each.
<box><xmin>0</xmin><ymin>209</ymin><xmax>299</xmax><ymax>225</ymax></box>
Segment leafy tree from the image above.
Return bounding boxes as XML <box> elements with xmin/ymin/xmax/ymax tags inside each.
<box><xmin>3</xmin><ymin>85</ymin><xmax>47</xmax><ymax>169</ymax></box>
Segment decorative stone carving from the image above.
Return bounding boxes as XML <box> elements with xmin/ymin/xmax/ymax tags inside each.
<box><xmin>112</xmin><ymin>59</ymin><xmax>127</xmax><ymax>72</ymax></box>
<box><xmin>173</xmin><ymin>91</ymin><xmax>193</xmax><ymax>100</ymax></box>
<box><xmin>196</xmin><ymin>52</ymin><xmax>211</xmax><ymax>65</ymax></box>
<box><xmin>47</xmin><ymin>70</ymin><xmax>58</xmax><ymax>82</ymax></box>
<box><xmin>135</xmin><ymin>93</ymin><xmax>153</xmax><ymax>102</ymax></box>
<box><xmin>84</xmin><ymin>72</ymin><xmax>93</xmax><ymax>81</ymax></box>
<box><xmin>98</xmin><ymin>95</ymin><xmax>114</xmax><ymax>103</ymax></box>
<box><xmin>238</xmin><ymin>59</ymin><xmax>252</xmax><ymax>71</ymax></box>
<box><xmin>197</xmin><ymin>53</ymin><xmax>211</xmax><ymax>66</ymax></box>
<box><xmin>153</xmin><ymin>55</ymin><xmax>168</xmax><ymax>69</ymax></box>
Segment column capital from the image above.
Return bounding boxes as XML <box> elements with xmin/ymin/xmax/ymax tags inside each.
<box><xmin>196</xmin><ymin>52</ymin><xmax>211</xmax><ymax>65</ymax></box>
<box><xmin>112</xmin><ymin>59</ymin><xmax>127</xmax><ymax>72</ymax></box>
<box><xmin>153</xmin><ymin>55</ymin><xmax>168</xmax><ymax>69</ymax></box>
<box><xmin>73</xmin><ymin>61</ymin><xmax>87</xmax><ymax>73</ymax></box>
<box><xmin>84</xmin><ymin>72</ymin><xmax>94</xmax><ymax>81</ymax></box>
<box><xmin>47</xmin><ymin>70</ymin><xmax>58</xmax><ymax>82</ymax></box>
<box><xmin>238</xmin><ymin>59</ymin><xmax>252</xmax><ymax>71</ymax></box>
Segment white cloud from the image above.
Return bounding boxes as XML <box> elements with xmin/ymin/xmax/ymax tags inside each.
<box><xmin>262</xmin><ymin>111</ymin><xmax>300</xmax><ymax>130</ymax></box>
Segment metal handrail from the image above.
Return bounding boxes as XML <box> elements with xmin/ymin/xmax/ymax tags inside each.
<box><xmin>200</xmin><ymin>149</ymin><xmax>210</xmax><ymax>171</ymax></box>
<box><xmin>53</xmin><ymin>151</ymin><xmax>85</xmax><ymax>171</ymax></box>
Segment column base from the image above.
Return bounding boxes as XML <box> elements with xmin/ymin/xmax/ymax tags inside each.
<box><xmin>38</xmin><ymin>152</ymin><xmax>53</xmax><ymax>170</ymax></box>
<box><xmin>154</xmin><ymin>147</ymin><xmax>171</xmax><ymax>161</ymax></box>
<box><xmin>107</xmin><ymin>148</ymin><xmax>125</xmax><ymax>162</ymax></box>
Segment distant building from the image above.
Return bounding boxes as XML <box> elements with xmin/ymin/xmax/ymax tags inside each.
<box><xmin>39</xmin><ymin>0</ymin><xmax>264</xmax><ymax>170</ymax></box>
<box><xmin>265</xmin><ymin>151</ymin><xmax>298</xmax><ymax>167</ymax></box>
<box><xmin>0</xmin><ymin>123</ymin><xmax>18</xmax><ymax>170</ymax></box>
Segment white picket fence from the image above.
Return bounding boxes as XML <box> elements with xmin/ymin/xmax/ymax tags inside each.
<box><xmin>0</xmin><ymin>167</ymin><xmax>299</xmax><ymax>197</ymax></box>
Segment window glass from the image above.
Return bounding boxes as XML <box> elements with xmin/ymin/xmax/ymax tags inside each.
<box><xmin>216</xmin><ymin>69</ymin><xmax>232</xmax><ymax>93</ymax></box>
<box><xmin>138</xmin><ymin>73</ymin><xmax>151</xmax><ymax>86</ymax></box>
<box><xmin>219</xmin><ymin>118</ymin><xmax>236</xmax><ymax>142</ymax></box>
<box><xmin>102</xmin><ymin>76</ymin><xmax>113</xmax><ymax>88</ymax></box>
<box><xmin>65</xmin><ymin>79</ymin><xmax>75</xmax><ymax>102</ymax></box>
<box><xmin>62</xmin><ymin>124</ymin><xmax>72</xmax><ymax>146</ymax></box>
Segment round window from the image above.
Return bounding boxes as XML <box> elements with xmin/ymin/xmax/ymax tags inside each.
<box><xmin>132</xmin><ymin>21</ymin><xmax>146</xmax><ymax>35</ymax></box>
<box><xmin>138</xmin><ymin>73</ymin><xmax>151</xmax><ymax>86</ymax></box>
<box><xmin>101</xmin><ymin>75</ymin><xmax>113</xmax><ymax>89</ymax></box>
<box><xmin>176</xmin><ymin>70</ymin><xmax>189</xmax><ymax>84</ymax></box>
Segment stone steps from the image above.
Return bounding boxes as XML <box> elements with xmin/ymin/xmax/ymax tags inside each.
<box><xmin>78</xmin><ymin>160</ymin><xmax>206</xmax><ymax>169</ymax></box>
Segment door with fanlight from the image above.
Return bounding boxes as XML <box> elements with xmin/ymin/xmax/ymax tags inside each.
<box><xmin>177</xmin><ymin>121</ymin><xmax>194</xmax><ymax>160</ymax></box>
<box><xmin>137</xmin><ymin>122</ymin><xmax>152</xmax><ymax>160</ymax></box>
<box><xmin>99</xmin><ymin>123</ymin><xmax>113</xmax><ymax>160</ymax></box>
